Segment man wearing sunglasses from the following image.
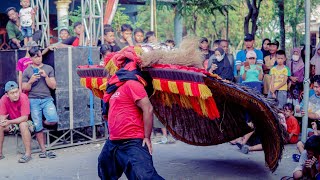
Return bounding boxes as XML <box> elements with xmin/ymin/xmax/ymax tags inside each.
<box><xmin>22</xmin><ymin>46</ymin><xmax>58</xmax><ymax>159</ymax></box>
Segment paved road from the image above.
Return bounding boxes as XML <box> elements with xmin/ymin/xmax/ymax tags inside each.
<box><xmin>0</xmin><ymin>136</ymin><xmax>298</xmax><ymax>180</ymax></box>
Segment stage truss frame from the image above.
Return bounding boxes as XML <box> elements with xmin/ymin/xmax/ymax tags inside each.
<box><xmin>31</xmin><ymin>0</ymin><xmax>50</xmax><ymax>48</ymax></box>
<box><xmin>16</xmin><ymin>125</ymin><xmax>108</xmax><ymax>153</ymax></box>
<box><xmin>81</xmin><ymin>0</ymin><xmax>104</xmax><ymax>46</ymax></box>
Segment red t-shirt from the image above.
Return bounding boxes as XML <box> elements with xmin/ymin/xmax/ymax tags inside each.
<box><xmin>72</xmin><ymin>37</ymin><xmax>80</xmax><ymax>47</ymax></box>
<box><xmin>0</xmin><ymin>93</ymin><xmax>30</xmax><ymax>120</ymax></box>
<box><xmin>286</xmin><ymin>115</ymin><xmax>300</xmax><ymax>144</ymax></box>
<box><xmin>108</xmin><ymin>80</ymin><xmax>147</xmax><ymax>140</ymax></box>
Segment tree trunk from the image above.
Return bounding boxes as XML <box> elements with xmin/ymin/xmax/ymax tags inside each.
<box><xmin>244</xmin><ymin>0</ymin><xmax>262</xmax><ymax>36</ymax></box>
<box><xmin>193</xmin><ymin>14</ymin><xmax>197</xmax><ymax>35</ymax></box>
<box><xmin>244</xmin><ymin>0</ymin><xmax>253</xmax><ymax>35</ymax></box>
<box><xmin>278</xmin><ymin>0</ymin><xmax>285</xmax><ymax>51</ymax></box>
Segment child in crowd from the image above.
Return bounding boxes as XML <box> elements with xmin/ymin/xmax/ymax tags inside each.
<box><xmin>99</xmin><ymin>44</ymin><xmax>112</xmax><ymax>66</ymax></box>
<box><xmin>133</xmin><ymin>28</ymin><xmax>144</xmax><ymax>45</ymax></box>
<box><xmin>199</xmin><ymin>37</ymin><xmax>214</xmax><ymax>68</ymax></box>
<box><xmin>144</xmin><ymin>31</ymin><xmax>157</xmax><ymax>43</ymax></box>
<box><xmin>61</xmin><ymin>22</ymin><xmax>84</xmax><ymax>47</ymax></box>
<box><xmin>59</xmin><ymin>28</ymin><xmax>70</xmax><ymax>41</ymax></box>
<box><xmin>293</xmin><ymin>135</ymin><xmax>320</xmax><ymax>180</ymax></box>
<box><xmin>287</xmin><ymin>48</ymin><xmax>304</xmax><ymax>105</ymax></box>
<box><xmin>165</xmin><ymin>39</ymin><xmax>175</xmax><ymax>49</ymax></box>
<box><xmin>16</xmin><ymin>41</ymin><xmax>37</xmax><ymax>92</ymax></box>
<box><xmin>19</xmin><ymin>0</ymin><xmax>36</xmax><ymax>47</ymax></box>
<box><xmin>115</xmin><ymin>24</ymin><xmax>134</xmax><ymax>49</ymax></box>
<box><xmin>268</xmin><ymin>50</ymin><xmax>291</xmax><ymax>109</ymax></box>
<box><xmin>103</xmin><ymin>26</ymin><xmax>120</xmax><ymax>52</ymax></box>
<box><xmin>239</xmin><ymin>50</ymin><xmax>263</xmax><ymax>93</ymax></box>
<box><xmin>283</xmin><ymin>103</ymin><xmax>300</xmax><ymax>144</ymax></box>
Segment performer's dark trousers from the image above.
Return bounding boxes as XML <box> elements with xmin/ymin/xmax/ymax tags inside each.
<box><xmin>98</xmin><ymin>138</ymin><xmax>164</xmax><ymax>180</ymax></box>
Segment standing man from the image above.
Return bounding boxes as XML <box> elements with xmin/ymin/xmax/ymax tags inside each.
<box><xmin>22</xmin><ymin>46</ymin><xmax>58</xmax><ymax>159</ymax></box>
<box><xmin>0</xmin><ymin>81</ymin><xmax>32</xmax><ymax>163</ymax></box>
<box><xmin>219</xmin><ymin>39</ymin><xmax>234</xmax><ymax>74</ymax></box>
<box><xmin>235</xmin><ymin>34</ymin><xmax>263</xmax><ymax>72</ymax></box>
<box><xmin>98</xmin><ymin>78</ymin><xmax>164</xmax><ymax>179</ymax></box>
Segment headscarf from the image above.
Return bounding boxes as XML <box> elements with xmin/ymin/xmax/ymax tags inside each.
<box><xmin>311</xmin><ymin>43</ymin><xmax>320</xmax><ymax>63</ymax></box>
<box><xmin>261</xmin><ymin>38</ymin><xmax>271</xmax><ymax>58</ymax></box>
<box><xmin>288</xmin><ymin>48</ymin><xmax>304</xmax><ymax>73</ymax></box>
<box><xmin>207</xmin><ymin>47</ymin><xmax>233</xmax><ymax>80</ymax></box>
<box><xmin>287</xmin><ymin>48</ymin><xmax>304</xmax><ymax>82</ymax></box>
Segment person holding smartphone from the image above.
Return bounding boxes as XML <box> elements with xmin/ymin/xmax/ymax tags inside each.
<box><xmin>239</xmin><ymin>50</ymin><xmax>264</xmax><ymax>93</ymax></box>
<box><xmin>207</xmin><ymin>47</ymin><xmax>234</xmax><ymax>81</ymax></box>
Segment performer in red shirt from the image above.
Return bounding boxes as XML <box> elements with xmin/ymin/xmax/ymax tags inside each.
<box><xmin>98</xmin><ymin>77</ymin><xmax>164</xmax><ymax>179</ymax></box>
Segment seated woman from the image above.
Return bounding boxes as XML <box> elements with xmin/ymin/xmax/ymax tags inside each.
<box><xmin>207</xmin><ymin>47</ymin><xmax>234</xmax><ymax>81</ymax></box>
<box><xmin>239</xmin><ymin>50</ymin><xmax>264</xmax><ymax>93</ymax></box>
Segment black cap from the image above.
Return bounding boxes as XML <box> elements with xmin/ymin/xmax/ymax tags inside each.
<box><xmin>268</xmin><ymin>40</ymin><xmax>279</xmax><ymax>47</ymax></box>
<box><xmin>244</xmin><ymin>34</ymin><xmax>254</xmax><ymax>41</ymax></box>
<box><xmin>200</xmin><ymin>37</ymin><xmax>208</xmax><ymax>43</ymax></box>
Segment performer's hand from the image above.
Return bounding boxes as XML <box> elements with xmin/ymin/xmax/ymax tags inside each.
<box><xmin>142</xmin><ymin>137</ymin><xmax>152</xmax><ymax>155</ymax></box>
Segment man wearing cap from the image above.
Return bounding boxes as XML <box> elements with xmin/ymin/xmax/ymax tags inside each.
<box><xmin>0</xmin><ymin>81</ymin><xmax>32</xmax><ymax>163</ymax></box>
<box><xmin>22</xmin><ymin>46</ymin><xmax>58</xmax><ymax>159</ymax></box>
<box><xmin>262</xmin><ymin>40</ymin><xmax>279</xmax><ymax>95</ymax></box>
<box><xmin>199</xmin><ymin>37</ymin><xmax>214</xmax><ymax>69</ymax></box>
<box><xmin>235</xmin><ymin>34</ymin><xmax>263</xmax><ymax>75</ymax></box>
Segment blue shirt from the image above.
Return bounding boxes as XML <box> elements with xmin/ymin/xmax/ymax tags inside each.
<box><xmin>235</xmin><ymin>49</ymin><xmax>263</xmax><ymax>66</ymax></box>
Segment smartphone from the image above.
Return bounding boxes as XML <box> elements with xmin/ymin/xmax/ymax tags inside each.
<box><xmin>244</xmin><ymin>61</ymin><xmax>250</xmax><ymax>68</ymax></box>
<box><xmin>33</xmin><ymin>68</ymin><xmax>39</xmax><ymax>75</ymax></box>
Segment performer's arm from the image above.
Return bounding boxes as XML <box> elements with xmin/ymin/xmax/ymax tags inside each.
<box><xmin>136</xmin><ymin>96</ymin><xmax>154</xmax><ymax>155</ymax></box>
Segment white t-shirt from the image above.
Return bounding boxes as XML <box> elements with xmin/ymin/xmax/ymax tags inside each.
<box><xmin>19</xmin><ymin>7</ymin><xmax>33</xmax><ymax>27</ymax></box>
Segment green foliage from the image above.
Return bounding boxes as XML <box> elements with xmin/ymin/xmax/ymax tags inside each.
<box><xmin>112</xmin><ymin>6</ymin><xmax>132</xmax><ymax>33</ymax></box>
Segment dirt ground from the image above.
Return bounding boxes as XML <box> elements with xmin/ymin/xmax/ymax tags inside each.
<box><xmin>0</xmin><ymin>135</ymin><xmax>299</xmax><ymax>180</ymax></box>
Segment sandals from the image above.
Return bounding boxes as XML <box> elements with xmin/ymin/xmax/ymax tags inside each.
<box><xmin>39</xmin><ymin>151</ymin><xmax>57</xmax><ymax>159</ymax></box>
<box><xmin>18</xmin><ymin>155</ymin><xmax>32</xmax><ymax>163</ymax></box>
